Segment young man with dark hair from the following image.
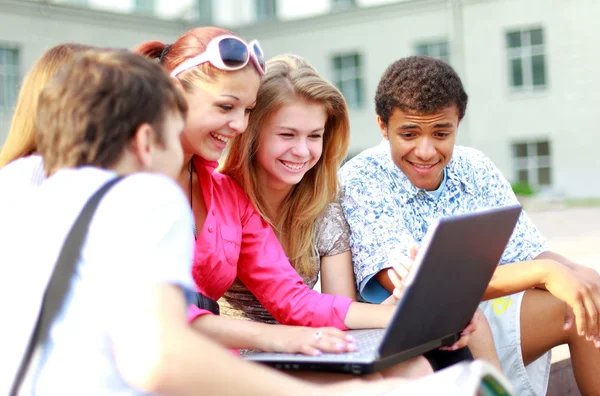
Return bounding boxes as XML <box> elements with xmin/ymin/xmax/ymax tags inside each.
<box><xmin>340</xmin><ymin>55</ymin><xmax>600</xmax><ymax>396</ymax></box>
<box><xmin>0</xmin><ymin>49</ymin><xmax>408</xmax><ymax>395</ymax></box>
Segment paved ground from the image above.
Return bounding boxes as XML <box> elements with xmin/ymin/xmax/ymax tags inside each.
<box><xmin>527</xmin><ymin>206</ymin><xmax>600</xmax><ymax>363</ymax></box>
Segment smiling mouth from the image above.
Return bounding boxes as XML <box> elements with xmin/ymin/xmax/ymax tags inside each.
<box><xmin>280</xmin><ymin>160</ymin><xmax>307</xmax><ymax>170</ymax></box>
<box><xmin>210</xmin><ymin>132</ymin><xmax>232</xmax><ymax>144</ymax></box>
<box><xmin>408</xmin><ymin>161</ymin><xmax>438</xmax><ymax>169</ymax></box>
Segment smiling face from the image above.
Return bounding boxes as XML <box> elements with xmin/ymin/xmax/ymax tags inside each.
<box><xmin>179</xmin><ymin>67</ymin><xmax>261</xmax><ymax>162</ymax></box>
<box><xmin>378</xmin><ymin>105</ymin><xmax>459</xmax><ymax>191</ymax></box>
<box><xmin>255</xmin><ymin>100</ymin><xmax>327</xmax><ymax>192</ymax></box>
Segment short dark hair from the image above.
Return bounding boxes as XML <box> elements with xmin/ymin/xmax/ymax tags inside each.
<box><xmin>37</xmin><ymin>49</ymin><xmax>188</xmax><ymax>176</ymax></box>
<box><xmin>375</xmin><ymin>56</ymin><xmax>468</xmax><ymax>124</ymax></box>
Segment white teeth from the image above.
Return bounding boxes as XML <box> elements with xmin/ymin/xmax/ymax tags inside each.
<box><xmin>281</xmin><ymin>161</ymin><xmax>305</xmax><ymax>170</ymax></box>
<box><xmin>210</xmin><ymin>132</ymin><xmax>231</xmax><ymax>144</ymax></box>
<box><xmin>414</xmin><ymin>164</ymin><xmax>433</xmax><ymax>169</ymax></box>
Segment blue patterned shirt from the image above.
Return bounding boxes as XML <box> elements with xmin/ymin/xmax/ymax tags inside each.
<box><xmin>339</xmin><ymin>140</ymin><xmax>549</xmax><ymax>303</ymax></box>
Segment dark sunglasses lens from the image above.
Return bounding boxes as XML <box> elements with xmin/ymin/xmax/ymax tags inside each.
<box><xmin>252</xmin><ymin>42</ymin><xmax>266</xmax><ymax>72</ymax></box>
<box><xmin>218</xmin><ymin>38</ymin><xmax>248</xmax><ymax>68</ymax></box>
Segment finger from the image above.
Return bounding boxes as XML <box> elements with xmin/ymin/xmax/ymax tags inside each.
<box><xmin>387</xmin><ymin>269</ymin><xmax>405</xmax><ymax>300</ymax></box>
<box><xmin>314</xmin><ymin>336</ymin><xmax>356</xmax><ymax>354</ymax></box>
<box><xmin>322</xmin><ymin>327</ymin><xmax>352</xmax><ymax>342</ymax></box>
<box><xmin>462</xmin><ymin>317</ymin><xmax>477</xmax><ymax>334</ymax></box>
<box><xmin>450</xmin><ymin>333</ymin><xmax>470</xmax><ymax>351</ymax></box>
<box><xmin>299</xmin><ymin>344</ymin><xmax>322</xmax><ymax>357</ymax></box>
<box><xmin>563</xmin><ymin>306</ymin><xmax>575</xmax><ymax>332</ymax></box>
<box><xmin>582</xmin><ymin>291</ymin><xmax>598</xmax><ymax>339</ymax></box>
<box><xmin>321</xmin><ymin>328</ymin><xmax>358</xmax><ymax>351</ymax></box>
<box><xmin>391</xmin><ymin>262</ymin><xmax>410</xmax><ymax>280</ymax></box>
<box><xmin>573</xmin><ymin>301</ymin><xmax>588</xmax><ymax>337</ymax></box>
<box><xmin>388</xmin><ymin>268</ymin><xmax>405</xmax><ymax>290</ymax></box>
<box><xmin>591</xmin><ymin>286</ymin><xmax>600</xmax><ymax>338</ymax></box>
<box><xmin>392</xmin><ymin>285</ymin><xmax>404</xmax><ymax>300</ymax></box>
<box><xmin>409</xmin><ymin>244</ymin><xmax>419</xmax><ymax>260</ymax></box>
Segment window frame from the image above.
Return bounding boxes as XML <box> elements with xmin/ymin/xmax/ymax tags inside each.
<box><xmin>511</xmin><ymin>140</ymin><xmax>553</xmax><ymax>190</ymax></box>
<box><xmin>414</xmin><ymin>40</ymin><xmax>451</xmax><ymax>64</ymax></box>
<box><xmin>0</xmin><ymin>45</ymin><xmax>20</xmax><ymax>116</ymax></box>
<box><xmin>330</xmin><ymin>51</ymin><xmax>365</xmax><ymax>109</ymax></box>
<box><xmin>505</xmin><ymin>27</ymin><xmax>547</xmax><ymax>92</ymax></box>
<box><xmin>255</xmin><ymin>0</ymin><xmax>277</xmax><ymax>21</ymax></box>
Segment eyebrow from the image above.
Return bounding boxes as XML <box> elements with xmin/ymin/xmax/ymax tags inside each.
<box><xmin>397</xmin><ymin>122</ymin><xmax>454</xmax><ymax>131</ymax></box>
<box><xmin>220</xmin><ymin>94</ymin><xmax>240</xmax><ymax>101</ymax></box>
<box><xmin>432</xmin><ymin>122</ymin><xmax>455</xmax><ymax>129</ymax></box>
<box><xmin>277</xmin><ymin>126</ymin><xmax>325</xmax><ymax>133</ymax></box>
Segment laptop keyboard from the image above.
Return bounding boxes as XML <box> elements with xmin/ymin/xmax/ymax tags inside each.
<box><xmin>316</xmin><ymin>329</ymin><xmax>385</xmax><ymax>360</ymax></box>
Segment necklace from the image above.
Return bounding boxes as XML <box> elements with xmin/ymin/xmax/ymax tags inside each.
<box><xmin>189</xmin><ymin>159</ymin><xmax>198</xmax><ymax>239</ymax></box>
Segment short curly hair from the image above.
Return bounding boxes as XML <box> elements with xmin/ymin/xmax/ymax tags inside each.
<box><xmin>375</xmin><ymin>56</ymin><xmax>468</xmax><ymax>124</ymax></box>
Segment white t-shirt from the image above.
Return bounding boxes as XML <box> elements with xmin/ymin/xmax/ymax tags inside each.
<box><xmin>0</xmin><ymin>154</ymin><xmax>46</xmax><ymax>189</ymax></box>
<box><xmin>0</xmin><ymin>167</ymin><xmax>195</xmax><ymax>395</ymax></box>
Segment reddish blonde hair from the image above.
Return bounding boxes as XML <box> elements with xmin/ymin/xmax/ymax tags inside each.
<box><xmin>135</xmin><ymin>26</ymin><xmax>255</xmax><ymax>92</ymax></box>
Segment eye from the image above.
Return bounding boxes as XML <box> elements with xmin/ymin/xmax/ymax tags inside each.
<box><xmin>309</xmin><ymin>134</ymin><xmax>323</xmax><ymax>139</ymax></box>
<box><xmin>245</xmin><ymin>107</ymin><xmax>254</xmax><ymax>115</ymax></box>
<box><xmin>279</xmin><ymin>133</ymin><xmax>294</xmax><ymax>138</ymax></box>
<box><xmin>399</xmin><ymin>133</ymin><xmax>415</xmax><ymax>139</ymax></box>
<box><xmin>435</xmin><ymin>132</ymin><xmax>450</xmax><ymax>138</ymax></box>
<box><xmin>218</xmin><ymin>104</ymin><xmax>233</xmax><ymax>111</ymax></box>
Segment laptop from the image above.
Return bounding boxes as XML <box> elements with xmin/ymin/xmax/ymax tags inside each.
<box><xmin>245</xmin><ymin>204</ymin><xmax>522</xmax><ymax>374</ymax></box>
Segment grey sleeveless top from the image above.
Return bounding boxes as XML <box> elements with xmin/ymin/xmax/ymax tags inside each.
<box><xmin>219</xmin><ymin>202</ymin><xmax>351</xmax><ymax>324</ymax></box>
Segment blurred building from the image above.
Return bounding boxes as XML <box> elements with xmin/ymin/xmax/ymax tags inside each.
<box><xmin>1</xmin><ymin>0</ymin><xmax>599</xmax><ymax>198</ymax></box>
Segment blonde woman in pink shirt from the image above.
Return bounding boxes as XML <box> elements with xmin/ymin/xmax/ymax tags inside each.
<box><xmin>136</xmin><ymin>27</ymin><xmax>474</xmax><ymax>379</ymax></box>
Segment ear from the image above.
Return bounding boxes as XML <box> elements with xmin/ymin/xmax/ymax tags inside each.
<box><xmin>376</xmin><ymin>115</ymin><xmax>389</xmax><ymax>140</ymax></box>
<box><xmin>131</xmin><ymin>123</ymin><xmax>154</xmax><ymax>170</ymax></box>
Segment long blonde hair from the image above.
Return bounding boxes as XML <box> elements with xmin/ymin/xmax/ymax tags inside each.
<box><xmin>0</xmin><ymin>43</ymin><xmax>92</xmax><ymax>168</ymax></box>
<box><xmin>221</xmin><ymin>55</ymin><xmax>350</xmax><ymax>277</ymax></box>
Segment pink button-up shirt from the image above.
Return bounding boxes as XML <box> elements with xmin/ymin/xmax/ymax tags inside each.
<box><xmin>188</xmin><ymin>156</ymin><xmax>352</xmax><ymax>329</ymax></box>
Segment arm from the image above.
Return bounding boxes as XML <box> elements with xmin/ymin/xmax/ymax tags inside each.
<box><xmin>110</xmin><ymin>284</ymin><xmax>322</xmax><ymax>396</ymax></box>
<box><xmin>321</xmin><ymin>251</ymin><xmax>356</xmax><ymax>299</ymax></box>
<box><xmin>236</xmin><ymin>197</ymin><xmax>396</xmax><ymax>330</ymax></box>
<box><xmin>318</xmin><ymin>202</ymin><xmax>356</xmax><ymax>299</ymax></box>
<box><xmin>236</xmin><ymin>198</ymin><xmax>353</xmax><ymax>329</ymax></box>
<box><xmin>340</xmin><ymin>176</ymin><xmax>416</xmax><ymax>304</ymax></box>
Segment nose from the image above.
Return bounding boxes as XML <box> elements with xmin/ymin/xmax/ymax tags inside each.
<box><xmin>291</xmin><ymin>137</ymin><xmax>310</xmax><ymax>158</ymax></box>
<box><xmin>228</xmin><ymin>111</ymin><xmax>249</xmax><ymax>135</ymax></box>
<box><xmin>414</xmin><ymin>137</ymin><xmax>436</xmax><ymax>161</ymax></box>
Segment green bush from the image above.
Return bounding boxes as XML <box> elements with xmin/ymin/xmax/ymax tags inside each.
<box><xmin>511</xmin><ymin>182</ymin><xmax>535</xmax><ymax>196</ymax></box>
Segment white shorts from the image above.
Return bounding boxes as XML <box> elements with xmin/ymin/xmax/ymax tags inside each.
<box><xmin>479</xmin><ymin>292</ymin><xmax>552</xmax><ymax>396</ymax></box>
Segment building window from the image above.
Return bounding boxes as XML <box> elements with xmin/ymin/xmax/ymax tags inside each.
<box><xmin>331</xmin><ymin>53</ymin><xmax>364</xmax><ymax>108</ymax></box>
<box><xmin>195</xmin><ymin>0</ymin><xmax>212</xmax><ymax>24</ymax></box>
<box><xmin>415</xmin><ymin>40</ymin><xmax>450</xmax><ymax>64</ymax></box>
<box><xmin>0</xmin><ymin>47</ymin><xmax>20</xmax><ymax>115</ymax></box>
<box><xmin>506</xmin><ymin>28</ymin><xmax>546</xmax><ymax>91</ymax></box>
<box><xmin>331</xmin><ymin>0</ymin><xmax>356</xmax><ymax>10</ymax></box>
<box><xmin>512</xmin><ymin>140</ymin><xmax>552</xmax><ymax>188</ymax></box>
<box><xmin>256</xmin><ymin>0</ymin><xmax>277</xmax><ymax>21</ymax></box>
<box><xmin>134</xmin><ymin>0</ymin><xmax>155</xmax><ymax>15</ymax></box>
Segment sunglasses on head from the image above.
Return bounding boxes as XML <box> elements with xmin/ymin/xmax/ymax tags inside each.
<box><xmin>170</xmin><ymin>35</ymin><xmax>266</xmax><ymax>77</ymax></box>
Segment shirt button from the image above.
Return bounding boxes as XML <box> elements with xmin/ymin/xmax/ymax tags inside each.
<box><xmin>208</xmin><ymin>225</ymin><xmax>214</xmax><ymax>233</ymax></box>
<box><xmin>212</xmin><ymin>210</ymin><xmax>216</xmax><ymax>216</ymax></box>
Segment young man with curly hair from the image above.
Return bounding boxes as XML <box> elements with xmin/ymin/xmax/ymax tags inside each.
<box><xmin>339</xmin><ymin>55</ymin><xmax>600</xmax><ymax>396</ymax></box>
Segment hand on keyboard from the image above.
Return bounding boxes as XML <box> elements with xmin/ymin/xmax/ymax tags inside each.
<box><xmin>259</xmin><ymin>325</ymin><xmax>358</xmax><ymax>356</ymax></box>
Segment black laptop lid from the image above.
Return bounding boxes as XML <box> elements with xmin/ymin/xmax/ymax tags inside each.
<box><xmin>378</xmin><ymin>205</ymin><xmax>522</xmax><ymax>358</ymax></box>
